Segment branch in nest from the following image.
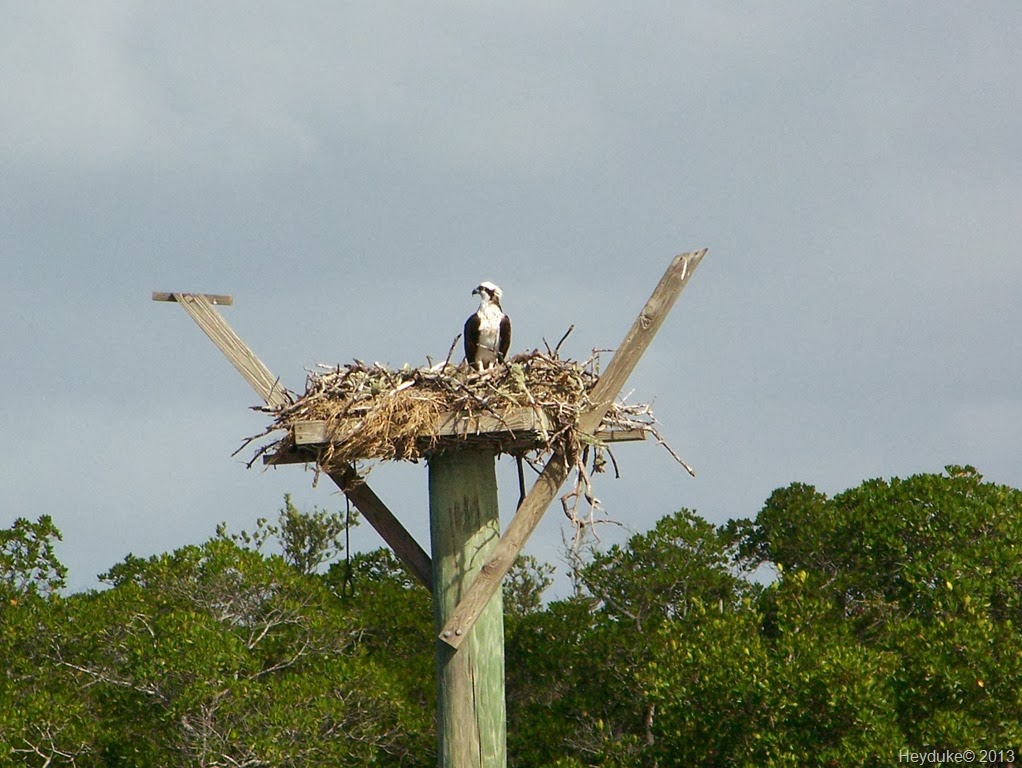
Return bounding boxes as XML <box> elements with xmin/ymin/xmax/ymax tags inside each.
<box><xmin>605</xmin><ymin>446</ymin><xmax>621</xmax><ymax>479</ymax></box>
<box><xmin>554</xmin><ymin>324</ymin><xmax>575</xmax><ymax>357</ymax></box>
<box><xmin>647</xmin><ymin>424</ymin><xmax>696</xmax><ymax>477</ymax></box>
<box><xmin>444</xmin><ymin>334</ymin><xmax>462</xmax><ymax>368</ymax></box>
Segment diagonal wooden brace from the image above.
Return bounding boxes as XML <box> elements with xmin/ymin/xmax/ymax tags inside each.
<box><xmin>153</xmin><ymin>291</ymin><xmax>433</xmax><ymax>590</ymax></box>
<box><xmin>437</xmin><ymin>249</ymin><xmax>707</xmax><ymax>649</ymax></box>
<box><xmin>153</xmin><ymin>292</ymin><xmax>289</xmax><ymax>408</ymax></box>
<box><xmin>328</xmin><ymin>465</ymin><xmax>433</xmax><ymax>592</ymax></box>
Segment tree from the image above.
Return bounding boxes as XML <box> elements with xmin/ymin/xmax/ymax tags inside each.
<box><xmin>0</xmin><ymin>517</ymin><xmax>88</xmax><ymax>767</ymax></box>
<box><xmin>503</xmin><ymin>554</ymin><xmax>554</xmax><ymax>618</ymax></box>
<box><xmin>0</xmin><ymin>515</ymin><xmax>67</xmax><ymax>599</ymax></box>
<box><xmin>508</xmin><ymin>467</ymin><xmax>1022</xmax><ymax>765</ymax></box>
<box><xmin>216</xmin><ymin>493</ymin><xmax>353</xmax><ymax>575</ymax></box>
<box><xmin>729</xmin><ymin>465</ymin><xmax>1022</xmax><ymax>750</ymax></box>
<box><xmin>326</xmin><ymin>547</ymin><xmax>436</xmax><ymax>763</ymax></box>
<box><xmin>0</xmin><ymin>536</ymin><xmax>436</xmax><ymax>767</ymax></box>
<box><xmin>642</xmin><ymin>576</ymin><xmax>901</xmax><ymax>767</ymax></box>
<box><xmin>506</xmin><ymin>510</ymin><xmax>751</xmax><ymax>766</ymax></box>
<box><xmin>7</xmin><ymin>466</ymin><xmax>1022</xmax><ymax>766</ymax></box>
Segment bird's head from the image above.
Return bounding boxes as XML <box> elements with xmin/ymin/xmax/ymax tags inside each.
<box><xmin>472</xmin><ymin>281</ymin><xmax>503</xmax><ymax>306</ymax></box>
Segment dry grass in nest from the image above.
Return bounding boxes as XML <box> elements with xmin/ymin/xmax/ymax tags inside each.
<box><xmin>239</xmin><ymin>348</ymin><xmax>692</xmax><ymax>535</ymax></box>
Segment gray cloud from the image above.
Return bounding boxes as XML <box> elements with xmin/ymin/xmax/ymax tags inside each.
<box><xmin>2</xmin><ymin>2</ymin><xmax>1019</xmax><ymax>594</ymax></box>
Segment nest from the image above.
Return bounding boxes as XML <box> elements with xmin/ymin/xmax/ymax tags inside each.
<box><xmin>240</xmin><ymin>348</ymin><xmax>692</xmax><ymax>533</ymax></box>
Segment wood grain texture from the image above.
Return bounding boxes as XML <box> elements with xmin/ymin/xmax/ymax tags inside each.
<box><xmin>429</xmin><ymin>451</ymin><xmax>507</xmax><ymax>767</ymax></box>
<box><xmin>161</xmin><ymin>292</ymin><xmax>288</xmax><ymax>408</ymax></box>
<box><xmin>292</xmin><ymin>408</ymin><xmax>553</xmax><ymax>445</ymax></box>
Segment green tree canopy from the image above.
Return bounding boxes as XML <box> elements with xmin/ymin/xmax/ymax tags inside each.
<box><xmin>5</xmin><ymin>468</ymin><xmax>1022</xmax><ymax>766</ymax></box>
<box><xmin>0</xmin><ymin>515</ymin><xmax>66</xmax><ymax>599</ymax></box>
<box><xmin>727</xmin><ymin>465</ymin><xmax>1022</xmax><ymax>751</ymax></box>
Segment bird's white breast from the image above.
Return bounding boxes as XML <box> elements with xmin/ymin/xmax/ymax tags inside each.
<box><xmin>474</xmin><ymin>304</ymin><xmax>505</xmax><ymax>363</ymax></box>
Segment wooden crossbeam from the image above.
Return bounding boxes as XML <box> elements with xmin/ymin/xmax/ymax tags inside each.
<box><xmin>293</xmin><ymin>408</ymin><xmax>555</xmax><ymax>446</ymax></box>
<box><xmin>335</xmin><ymin>474</ymin><xmax>432</xmax><ymax>590</ymax></box>
<box><xmin>438</xmin><ymin>248</ymin><xmax>707</xmax><ymax>649</ymax></box>
<box><xmin>154</xmin><ymin>290</ymin><xmax>433</xmax><ymax>589</ymax></box>
<box><xmin>287</xmin><ymin>411</ymin><xmax>648</xmax><ymax>448</ymax></box>
<box><xmin>266</xmin><ymin>416</ymin><xmax>646</xmax><ymax>468</ymax></box>
<box><xmin>153</xmin><ymin>291</ymin><xmax>233</xmax><ymax>306</ymax></box>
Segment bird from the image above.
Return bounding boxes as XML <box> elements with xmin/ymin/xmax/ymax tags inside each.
<box><xmin>464</xmin><ymin>281</ymin><xmax>511</xmax><ymax>370</ymax></box>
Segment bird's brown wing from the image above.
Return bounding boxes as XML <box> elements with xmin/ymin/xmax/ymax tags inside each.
<box><xmin>464</xmin><ymin>313</ymin><xmax>481</xmax><ymax>364</ymax></box>
<box><xmin>498</xmin><ymin>314</ymin><xmax>512</xmax><ymax>361</ymax></box>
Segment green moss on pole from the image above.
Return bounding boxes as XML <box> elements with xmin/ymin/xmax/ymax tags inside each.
<box><xmin>429</xmin><ymin>449</ymin><xmax>506</xmax><ymax>768</ymax></box>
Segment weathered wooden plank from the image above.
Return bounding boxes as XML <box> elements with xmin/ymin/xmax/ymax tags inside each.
<box><xmin>436</xmin><ymin>408</ymin><xmax>552</xmax><ymax>439</ymax></box>
<box><xmin>152</xmin><ymin>291</ymin><xmax>233</xmax><ymax>305</ymax></box>
<box><xmin>262</xmin><ymin>449</ymin><xmax>318</xmax><ymax>466</ymax></box>
<box><xmin>582</xmin><ymin>249</ymin><xmax>708</xmax><ymax>422</ymax></box>
<box><xmin>264</xmin><ymin>428</ymin><xmax>643</xmax><ymax>470</ymax></box>
<box><xmin>158</xmin><ymin>292</ymin><xmax>288</xmax><ymax>408</ymax></box>
<box><xmin>293</xmin><ymin>421</ymin><xmax>341</xmax><ymax>445</ymax></box>
<box><xmin>293</xmin><ymin>409</ymin><xmax>551</xmax><ymax>445</ymax></box>
<box><xmin>438</xmin><ymin>248</ymin><xmax>707</xmax><ymax>649</ymax></box>
<box><xmin>292</xmin><ymin>409</ymin><xmax>551</xmax><ymax>446</ymax></box>
<box><xmin>291</xmin><ymin>412</ymin><xmax>645</xmax><ymax>447</ymax></box>
<box><xmin>593</xmin><ymin>427</ymin><xmax>648</xmax><ymax>443</ymax></box>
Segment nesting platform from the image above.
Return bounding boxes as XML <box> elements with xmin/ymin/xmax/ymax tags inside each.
<box><xmin>268</xmin><ymin>407</ymin><xmax>647</xmax><ymax>466</ymax></box>
<box><xmin>244</xmin><ymin>352</ymin><xmax>664</xmax><ymax>473</ymax></box>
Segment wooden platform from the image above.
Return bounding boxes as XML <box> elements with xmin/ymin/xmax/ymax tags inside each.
<box><xmin>266</xmin><ymin>407</ymin><xmax>646</xmax><ymax>465</ymax></box>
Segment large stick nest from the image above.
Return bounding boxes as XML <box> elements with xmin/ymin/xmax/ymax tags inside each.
<box><xmin>241</xmin><ymin>350</ymin><xmax>691</xmax><ymax>491</ymax></box>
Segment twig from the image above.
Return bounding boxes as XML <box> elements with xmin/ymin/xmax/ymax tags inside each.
<box><xmin>605</xmin><ymin>446</ymin><xmax>621</xmax><ymax>479</ymax></box>
<box><xmin>648</xmin><ymin>424</ymin><xmax>696</xmax><ymax>477</ymax></box>
<box><xmin>554</xmin><ymin>324</ymin><xmax>575</xmax><ymax>358</ymax></box>
<box><xmin>444</xmin><ymin>334</ymin><xmax>461</xmax><ymax>368</ymax></box>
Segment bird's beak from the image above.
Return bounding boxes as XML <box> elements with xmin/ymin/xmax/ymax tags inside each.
<box><xmin>471</xmin><ymin>288</ymin><xmax>480</xmax><ymax>296</ymax></box>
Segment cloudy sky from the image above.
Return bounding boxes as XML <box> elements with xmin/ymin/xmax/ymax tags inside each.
<box><xmin>3</xmin><ymin>2</ymin><xmax>1019</xmax><ymax>595</ymax></box>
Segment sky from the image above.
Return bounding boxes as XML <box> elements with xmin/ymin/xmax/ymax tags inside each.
<box><xmin>2</xmin><ymin>2</ymin><xmax>1020</xmax><ymax>596</ymax></box>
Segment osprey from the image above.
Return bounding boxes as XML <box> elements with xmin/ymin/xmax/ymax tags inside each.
<box><xmin>464</xmin><ymin>281</ymin><xmax>511</xmax><ymax>370</ymax></box>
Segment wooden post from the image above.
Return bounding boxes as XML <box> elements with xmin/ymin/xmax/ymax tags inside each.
<box><xmin>429</xmin><ymin>450</ymin><xmax>506</xmax><ymax>768</ymax></box>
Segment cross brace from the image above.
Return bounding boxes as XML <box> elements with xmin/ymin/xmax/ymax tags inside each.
<box><xmin>153</xmin><ymin>291</ymin><xmax>433</xmax><ymax>591</ymax></box>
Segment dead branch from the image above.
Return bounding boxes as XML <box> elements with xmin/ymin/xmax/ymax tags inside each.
<box><xmin>554</xmin><ymin>324</ymin><xmax>575</xmax><ymax>357</ymax></box>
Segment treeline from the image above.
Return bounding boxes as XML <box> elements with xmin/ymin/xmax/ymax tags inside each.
<box><xmin>3</xmin><ymin>466</ymin><xmax>1022</xmax><ymax>766</ymax></box>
